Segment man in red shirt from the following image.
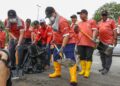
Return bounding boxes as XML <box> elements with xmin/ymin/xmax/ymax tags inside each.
<box><xmin>70</xmin><ymin>15</ymin><xmax>80</xmax><ymax>70</ymax></box>
<box><xmin>70</xmin><ymin>15</ymin><xmax>78</xmax><ymax>29</ymax></box>
<box><xmin>45</xmin><ymin>7</ymin><xmax>77</xmax><ymax>86</ymax></box>
<box><xmin>77</xmin><ymin>9</ymin><xmax>98</xmax><ymax>78</ymax></box>
<box><xmin>35</xmin><ymin>18</ymin><xmax>52</xmax><ymax>47</ymax></box>
<box><xmin>31</xmin><ymin>20</ymin><xmax>41</xmax><ymax>45</ymax></box>
<box><xmin>4</xmin><ymin>10</ymin><xmax>25</xmax><ymax>78</ymax></box>
<box><xmin>98</xmin><ymin>10</ymin><xmax>117</xmax><ymax>75</ymax></box>
<box><xmin>35</xmin><ymin>18</ymin><xmax>53</xmax><ymax>68</ymax></box>
<box><xmin>23</xmin><ymin>19</ymin><xmax>32</xmax><ymax>45</ymax></box>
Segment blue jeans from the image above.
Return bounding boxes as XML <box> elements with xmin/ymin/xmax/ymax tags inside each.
<box><xmin>53</xmin><ymin>43</ymin><xmax>76</xmax><ymax>62</ymax></box>
<box><xmin>9</xmin><ymin>39</ymin><xmax>24</xmax><ymax>68</ymax></box>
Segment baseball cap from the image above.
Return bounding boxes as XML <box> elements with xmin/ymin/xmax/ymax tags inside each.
<box><xmin>70</xmin><ymin>14</ymin><xmax>77</xmax><ymax>18</ymax></box>
<box><xmin>45</xmin><ymin>7</ymin><xmax>55</xmax><ymax>18</ymax></box>
<box><xmin>39</xmin><ymin>18</ymin><xmax>46</xmax><ymax>24</ymax></box>
<box><xmin>8</xmin><ymin>10</ymin><xmax>17</xmax><ymax>18</ymax></box>
<box><xmin>26</xmin><ymin>18</ymin><xmax>31</xmax><ymax>23</ymax></box>
<box><xmin>33</xmin><ymin>20</ymin><xmax>39</xmax><ymax>26</ymax></box>
<box><xmin>101</xmin><ymin>10</ymin><xmax>108</xmax><ymax>16</ymax></box>
<box><xmin>77</xmin><ymin>9</ymin><xmax>88</xmax><ymax>15</ymax></box>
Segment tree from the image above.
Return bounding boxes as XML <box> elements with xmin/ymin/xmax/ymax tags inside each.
<box><xmin>93</xmin><ymin>2</ymin><xmax>120</xmax><ymax>22</ymax></box>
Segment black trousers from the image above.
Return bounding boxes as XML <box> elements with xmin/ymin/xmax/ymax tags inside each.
<box><xmin>99</xmin><ymin>51</ymin><xmax>113</xmax><ymax>71</ymax></box>
<box><xmin>77</xmin><ymin>46</ymin><xmax>94</xmax><ymax>61</ymax></box>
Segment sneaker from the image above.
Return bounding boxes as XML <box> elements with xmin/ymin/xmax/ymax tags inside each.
<box><xmin>11</xmin><ymin>70</ymin><xmax>20</xmax><ymax>80</ymax></box>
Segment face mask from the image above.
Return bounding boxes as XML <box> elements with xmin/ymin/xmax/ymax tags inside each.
<box><xmin>49</xmin><ymin>16</ymin><xmax>55</xmax><ymax>23</ymax></box>
<box><xmin>9</xmin><ymin>18</ymin><xmax>17</xmax><ymax>23</ymax></box>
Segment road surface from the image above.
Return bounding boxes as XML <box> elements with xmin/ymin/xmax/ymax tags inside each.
<box><xmin>13</xmin><ymin>54</ymin><xmax>120</xmax><ymax>86</ymax></box>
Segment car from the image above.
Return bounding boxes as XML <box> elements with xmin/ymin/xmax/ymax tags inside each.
<box><xmin>113</xmin><ymin>36</ymin><xmax>120</xmax><ymax>56</ymax></box>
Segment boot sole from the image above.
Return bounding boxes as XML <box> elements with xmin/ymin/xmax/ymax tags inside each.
<box><xmin>49</xmin><ymin>75</ymin><xmax>61</xmax><ymax>78</ymax></box>
<box><xmin>70</xmin><ymin>82</ymin><xmax>77</xmax><ymax>86</ymax></box>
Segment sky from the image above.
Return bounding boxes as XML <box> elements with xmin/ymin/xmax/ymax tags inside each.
<box><xmin>0</xmin><ymin>0</ymin><xmax>120</xmax><ymax>21</ymax></box>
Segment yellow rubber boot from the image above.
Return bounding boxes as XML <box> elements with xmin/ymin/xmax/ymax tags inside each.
<box><xmin>49</xmin><ymin>62</ymin><xmax>61</xmax><ymax>78</ymax></box>
<box><xmin>69</xmin><ymin>64</ymin><xmax>77</xmax><ymax>86</ymax></box>
<box><xmin>78</xmin><ymin>60</ymin><xmax>86</xmax><ymax>75</ymax></box>
<box><xmin>84</xmin><ymin>61</ymin><xmax>92</xmax><ymax>78</ymax></box>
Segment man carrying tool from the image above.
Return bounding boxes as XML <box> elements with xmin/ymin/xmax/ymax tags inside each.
<box><xmin>98</xmin><ymin>10</ymin><xmax>117</xmax><ymax>75</ymax></box>
<box><xmin>77</xmin><ymin>9</ymin><xmax>98</xmax><ymax>78</ymax></box>
<box><xmin>4</xmin><ymin>10</ymin><xmax>25</xmax><ymax>78</ymax></box>
<box><xmin>45</xmin><ymin>7</ymin><xmax>77</xmax><ymax>86</ymax></box>
<box><xmin>70</xmin><ymin>14</ymin><xmax>80</xmax><ymax>70</ymax></box>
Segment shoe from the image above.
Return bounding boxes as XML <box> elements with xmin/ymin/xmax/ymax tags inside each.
<box><xmin>11</xmin><ymin>70</ymin><xmax>20</xmax><ymax>80</ymax></box>
<box><xmin>101</xmin><ymin>69</ymin><xmax>109</xmax><ymax>75</ymax></box>
<box><xmin>49</xmin><ymin>61</ymin><xmax>61</xmax><ymax>78</ymax></box>
<box><xmin>98</xmin><ymin>69</ymin><xmax>104</xmax><ymax>72</ymax></box>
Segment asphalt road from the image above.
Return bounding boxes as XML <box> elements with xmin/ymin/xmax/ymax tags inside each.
<box><xmin>13</xmin><ymin>55</ymin><xmax>120</xmax><ymax>86</ymax></box>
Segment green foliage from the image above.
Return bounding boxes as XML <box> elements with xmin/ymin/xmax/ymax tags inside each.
<box><xmin>0</xmin><ymin>20</ymin><xmax>5</xmax><ymax>30</ymax></box>
<box><xmin>93</xmin><ymin>2</ymin><xmax>120</xmax><ymax>22</ymax></box>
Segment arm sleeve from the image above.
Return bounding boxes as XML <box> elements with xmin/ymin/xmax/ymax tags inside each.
<box><xmin>111</xmin><ymin>20</ymin><xmax>116</xmax><ymax>30</ymax></box>
<box><xmin>91</xmin><ymin>20</ymin><xmax>97</xmax><ymax>30</ymax></box>
<box><xmin>46</xmin><ymin>27</ymin><xmax>53</xmax><ymax>44</ymax></box>
<box><xmin>59</xmin><ymin>21</ymin><xmax>70</xmax><ymax>37</ymax></box>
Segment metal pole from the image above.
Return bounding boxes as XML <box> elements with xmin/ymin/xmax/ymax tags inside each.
<box><xmin>36</xmin><ymin>4</ymin><xmax>41</xmax><ymax>20</ymax></box>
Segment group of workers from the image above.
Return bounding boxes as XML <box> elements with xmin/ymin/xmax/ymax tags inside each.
<box><xmin>0</xmin><ymin>6</ymin><xmax>120</xmax><ymax>86</ymax></box>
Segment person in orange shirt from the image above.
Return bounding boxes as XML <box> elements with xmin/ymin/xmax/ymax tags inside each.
<box><xmin>70</xmin><ymin>15</ymin><xmax>78</xmax><ymax>29</ymax></box>
<box><xmin>23</xmin><ymin>18</ymin><xmax>32</xmax><ymax>45</ymax></box>
<box><xmin>98</xmin><ymin>10</ymin><xmax>117</xmax><ymax>75</ymax></box>
<box><xmin>35</xmin><ymin>18</ymin><xmax>53</xmax><ymax>68</ymax></box>
<box><xmin>31</xmin><ymin>20</ymin><xmax>41</xmax><ymax>45</ymax></box>
<box><xmin>0</xmin><ymin>24</ymin><xmax>6</xmax><ymax>49</ymax></box>
<box><xmin>70</xmin><ymin>15</ymin><xmax>80</xmax><ymax>70</ymax></box>
<box><xmin>45</xmin><ymin>7</ymin><xmax>77</xmax><ymax>86</ymax></box>
<box><xmin>77</xmin><ymin>9</ymin><xmax>98</xmax><ymax>78</ymax></box>
<box><xmin>4</xmin><ymin>10</ymin><xmax>25</xmax><ymax>78</ymax></box>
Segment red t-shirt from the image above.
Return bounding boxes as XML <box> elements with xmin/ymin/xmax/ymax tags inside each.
<box><xmin>24</xmin><ymin>27</ymin><xmax>33</xmax><ymax>39</ymax></box>
<box><xmin>77</xmin><ymin>19</ymin><xmax>97</xmax><ymax>47</ymax></box>
<box><xmin>53</xmin><ymin>16</ymin><xmax>76</xmax><ymax>45</ymax></box>
<box><xmin>98</xmin><ymin>18</ymin><xmax>116</xmax><ymax>45</ymax></box>
<box><xmin>32</xmin><ymin>26</ymin><xmax>41</xmax><ymax>41</ymax></box>
<box><xmin>70</xmin><ymin>22</ymin><xmax>79</xmax><ymax>44</ymax></box>
<box><xmin>0</xmin><ymin>31</ymin><xmax>6</xmax><ymax>48</ymax></box>
<box><xmin>36</xmin><ymin>25</ymin><xmax>53</xmax><ymax>44</ymax></box>
<box><xmin>4</xmin><ymin>18</ymin><xmax>25</xmax><ymax>39</ymax></box>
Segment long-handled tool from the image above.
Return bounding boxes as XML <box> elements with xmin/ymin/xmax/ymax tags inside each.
<box><xmin>74</xmin><ymin>25</ymin><xmax>96</xmax><ymax>43</ymax></box>
<box><xmin>53</xmin><ymin>43</ymin><xmax>76</xmax><ymax>67</ymax></box>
